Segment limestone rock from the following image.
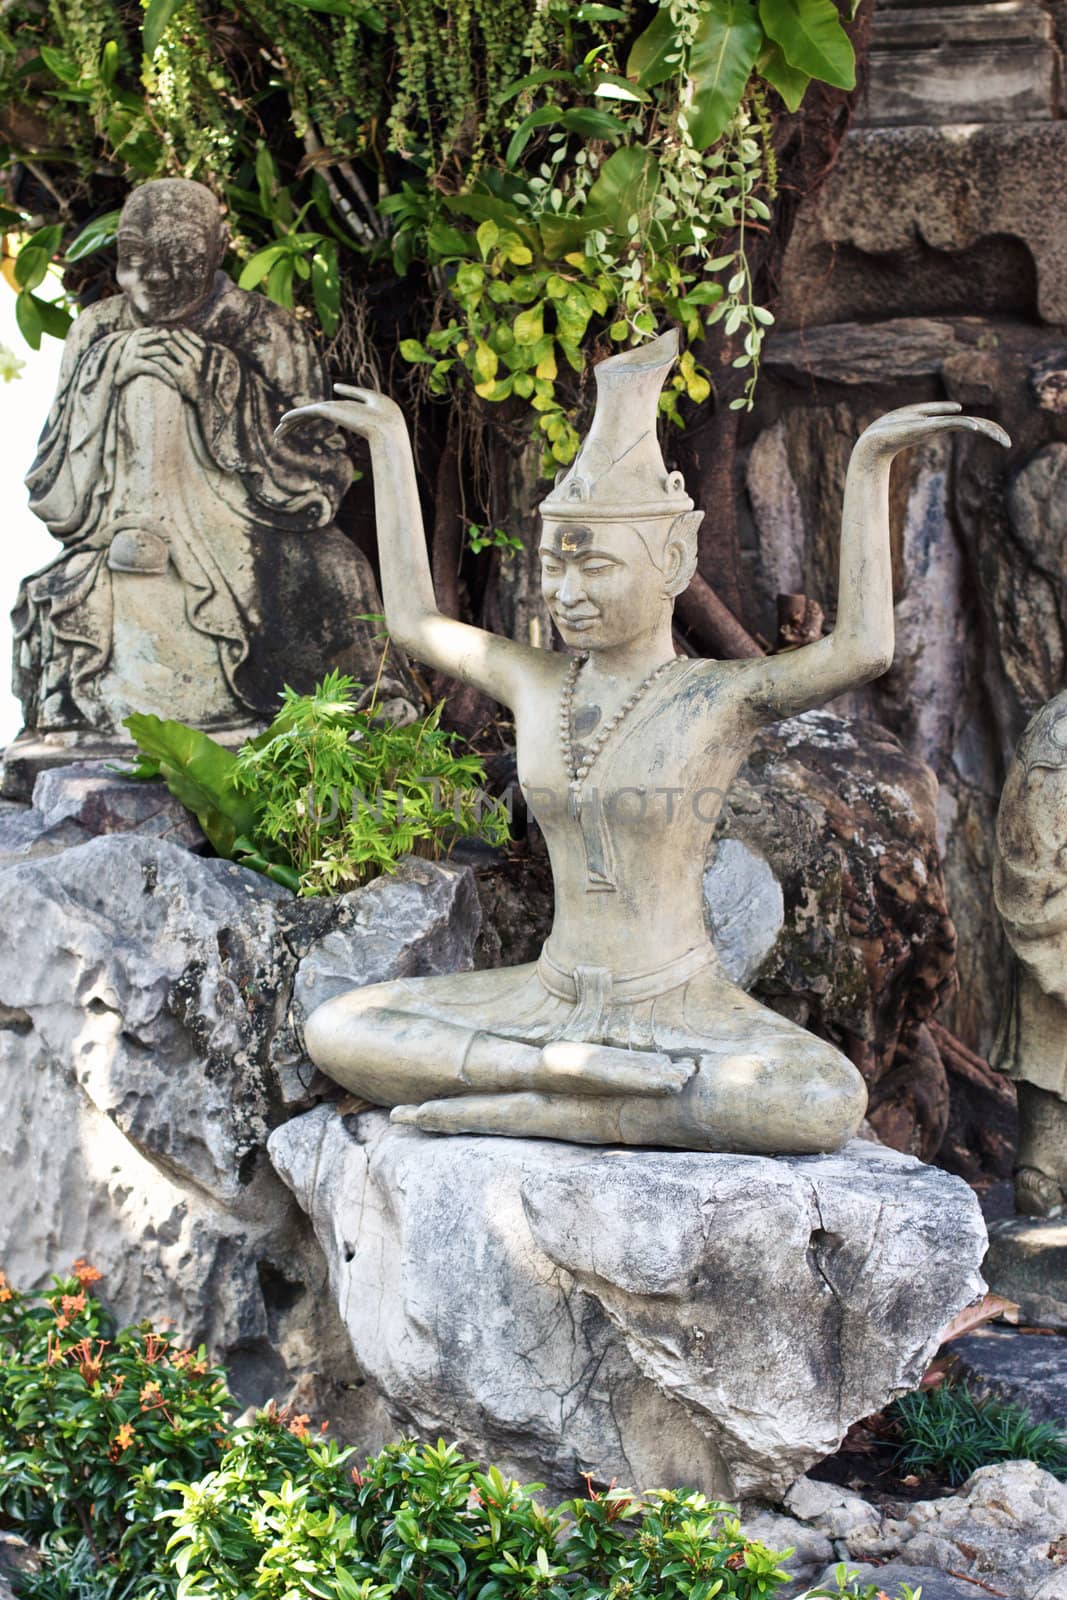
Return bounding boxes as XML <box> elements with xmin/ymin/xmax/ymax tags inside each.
<box><xmin>269</xmin><ymin>1109</ymin><xmax>987</xmax><ymax>1500</ymax></box>
<box><xmin>848</xmin><ymin>1461</ymin><xmax>1067</xmax><ymax>1598</ymax></box>
<box><xmin>291</xmin><ymin>857</ymin><xmax>480</xmax><ymax>1024</ymax></box>
<box><xmin>737</xmin><ymin>1508</ymin><xmax>832</xmax><ymax>1584</ymax></box>
<box><xmin>31</xmin><ymin>760</ymin><xmax>205</xmax><ymax>849</ymax></box>
<box><xmin>0</xmin><ymin>802</ymin><xmax>90</xmax><ymax>870</ymax></box>
<box><xmin>0</xmin><ymin>835</ymin><xmax>479</xmax><ymax>1409</ymax></box>
<box><xmin>984</xmin><ymin>1218</ymin><xmax>1067</xmax><ymax>1332</ymax></box>
<box><xmin>782</xmin><ymin>1476</ymin><xmax>877</xmax><ymax>1540</ymax></box>
<box><xmin>703</xmin><ymin>837</ymin><xmax>784</xmax><ymax>987</ymax></box>
<box><xmin>719</xmin><ymin>712</ymin><xmax>958</xmax><ymax>1159</ymax></box>
<box><xmin>747</xmin><ymin>1511</ymin><xmax>834</xmax><ymax>1575</ymax></box>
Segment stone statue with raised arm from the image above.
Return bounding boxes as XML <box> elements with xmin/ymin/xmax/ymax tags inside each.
<box><xmin>6</xmin><ymin>178</ymin><xmax>413</xmax><ymax>794</ymax></box>
<box><xmin>277</xmin><ymin>332</ymin><xmax>1008</xmax><ymax>1153</ymax></box>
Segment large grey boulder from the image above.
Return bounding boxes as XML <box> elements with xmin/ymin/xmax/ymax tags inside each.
<box><xmin>0</xmin><ymin>835</ymin><xmax>480</xmax><ymax>1410</ymax></box>
<box><xmin>268</xmin><ymin>1108</ymin><xmax>987</xmax><ymax>1500</ymax></box>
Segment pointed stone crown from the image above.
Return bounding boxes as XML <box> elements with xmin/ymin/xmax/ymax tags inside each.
<box><xmin>539</xmin><ymin>329</ymin><xmax>694</xmax><ymax>523</ymax></box>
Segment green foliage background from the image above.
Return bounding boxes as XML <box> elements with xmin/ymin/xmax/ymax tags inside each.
<box><xmin>2</xmin><ymin>0</ymin><xmax>859</xmax><ymax>466</ymax></box>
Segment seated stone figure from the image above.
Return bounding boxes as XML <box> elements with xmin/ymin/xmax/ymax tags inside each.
<box><xmin>994</xmin><ymin>691</ymin><xmax>1067</xmax><ymax>1214</ymax></box>
<box><xmin>13</xmin><ymin>178</ymin><xmax>412</xmax><ymax>760</ymax></box>
<box><xmin>278</xmin><ymin>332</ymin><xmax>1007</xmax><ymax>1153</ymax></box>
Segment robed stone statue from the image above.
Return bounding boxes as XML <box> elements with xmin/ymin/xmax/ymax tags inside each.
<box><xmin>7</xmin><ymin>178</ymin><xmax>412</xmax><ymax>791</ymax></box>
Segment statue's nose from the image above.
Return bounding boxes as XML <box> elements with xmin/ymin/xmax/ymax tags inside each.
<box><xmin>558</xmin><ymin>568</ymin><xmax>585</xmax><ymax>605</ymax></box>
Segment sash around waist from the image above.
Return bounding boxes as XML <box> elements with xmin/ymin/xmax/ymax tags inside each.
<box><xmin>537</xmin><ymin>943</ymin><xmax>713</xmax><ymax>1006</ymax></box>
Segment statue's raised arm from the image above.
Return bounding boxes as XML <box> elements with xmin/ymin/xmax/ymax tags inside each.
<box><xmin>276</xmin><ymin>385</ymin><xmax>544</xmax><ymax>711</ymax></box>
<box><xmin>737</xmin><ymin>402</ymin><xmax>1010</xmax><ymax>724</ymax></box>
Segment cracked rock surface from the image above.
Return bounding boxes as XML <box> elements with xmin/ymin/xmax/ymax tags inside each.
<box><xmin>0</xmin><ymin>835</ymin><xmax>479</xmax><ymax>1413</ymax></box>
<box><xmin>268</xmin><ymin>1108</ymin><xmax>986</xmax><ymax>1500</ymax></box>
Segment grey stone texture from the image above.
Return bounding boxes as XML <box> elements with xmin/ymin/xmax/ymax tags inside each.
<box><xmin>985</xmin><ymin>1218</ymin><xmax>1067</xmax><ymax>1331</ymax></box>
<box><xmin>955</xmin><ymin>1325</ymin><xmax>1067</xmax><ymax>1425</ymax></box>
<box><xmin>269</xmin><ymin>1107</ymin><xmax>986</xmax><ymax>1501</ymax></box>
<box><xmin>844</xmin><ymin>1461</ymin><xmax>1067</xmax><ymax>1598</ymax></box>
<box><xmin>0</xmin><ymin>833</ymin><xmax>480</xmax><ymax>1412</ymax></box>
<box><xmin>31</xmin><ymin>760</ymin><xmax>205</xmax><ymax>848</ymax></box>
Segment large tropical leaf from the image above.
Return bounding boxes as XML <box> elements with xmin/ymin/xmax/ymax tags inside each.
<box><xmin>584</xmin><ymin>146</ymin><xmax>661</xmax><ymax>232</ymax></box>
<box><xmin>687</xmin><ymin>0</ymin><xmax>763</xmax><ymax>148</ymax></box>
<box><xmin>627</xmin><ymin>5</ymin><xmax>682</xmax><ymax>88</ymax></box>
<box><xmin>757</xmin><ymin>40</ymin><xmax>811</xmax><ymax>112</ymax></box>
<box><xmin>758</xmin><ymin>0</ymin><xmax>856</xmax><ymax>89</ymax></box>
<box><xmin>122</xmin><ymin>714</ymin><xmax>260</xmax><ymax>858</ymax></box>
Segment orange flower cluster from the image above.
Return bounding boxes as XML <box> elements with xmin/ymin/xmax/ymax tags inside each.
<box><xmin>72</xmin><ymin>1259</ymin><xmax>102</xmax><ymax>1287</ymax></box>
<box><xmin>108</xmin><ymin>1421</ymin><xmax>137</xmax><ymax>1461</ymax></box>
<box><xmin>0</xmin><ymin>1270</ymin><xmax>12</xmax><ymax>1305</ymax></box>
<box><xmin>70</xmin><ymin>1337</ymin><xmax>109</xmax><ymax>1385</ymax></box>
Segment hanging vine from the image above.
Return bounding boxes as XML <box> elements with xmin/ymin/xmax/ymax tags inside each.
<box><xmin>0</xmin><ymin>0</ymin><xmax>860</xmax><ymax>464</ymax></box>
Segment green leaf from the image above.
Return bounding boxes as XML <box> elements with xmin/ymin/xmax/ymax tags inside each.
<box><xmin>513</xmin><ymin>306</ymin><xmax>544</xmax><ymax>346</ymax></box>
<box><xmin>14</xmin><ymin>290</ymin><xmax>42</xmax><ymax>350</ymax></box>
<box><xmin>590</xmin><ymin>72</ymin><xmax>648</xmax><ymax>102</ymax></box>
<box><xmin>758</xmin><ymin>0</ymin><xmax>856</xmax><ymax>89</ymax></box>
<box><xmin>237</xmin><ymin>243</ymin><xmax>289</xmax><ymax>289</ymax></box>
<box><xmin>64</xmin><ymin>209</ymin><xmax>122</xmax><ymax>263</ymax></box>
<box><xmin>585</xmin><ymin>146</ymin><xmax>660</xmax><ymax>231</ymax></box>
<box><xmin>122</xmin><ymin>715</ymin><xmax>260</xmax><ymax>858</ymax></box>
<box><xmin>15</xmin><ymin>224</ymin><xmax>63</xmax><ymax>290</ymax></box>
<box><xmin>757</xmin><ymin>40</ymin><xmax>810</xmax><ymax>109</ymax></box>
<box><xmin>33</xmin><ymin>294</ymin><xmax>73</xmax><ymax>339</ymax></box>
<box><xmin>560</xmin><ymin>107</ymin><xmax>627</xmax><ymax>142</ymax></box>
<box><xmin>311</xmin><ymin>240</ymin><xmax>340</xmax><ymax>337</ymax></box>
<box><xmin>38</xmin><ymin>45</ymin><xmax>79</xmax><ymax>83</ymax></box>
<box><xmin>496</xmin><ymin>68</ymin><xmax>577</xmax><ymax>104</ymax></box>
<box><xmin>687</xmin><ymin>0</ymin><xmax>763</xmax><ymax>149</ymax></box>
<box><xmin>627</xmin><ymin>6</ymin><xmax>682</xmax><ymax>88</ymax></box>
<box><xmin>473</xmin><ymin>338</ymin><xmax>498</xmax><ymax>382</ymax></box>
<box><xmin>267</xmin><ymin>254</ymin><xmax>295</xmax><ymax>307</ymax></box>
<box><xmin>476</xmin><ymin>218</ymin><xmax>499</xmax><ymax>258</ymax></box>
<box><xmin>506</xmin><ymin>105</ymin><xmax>563</xmax><ymax>168</ymax></box>
<box><xmin>143</xmin><ymin>0</ymin><xmax>184</xmax><ymax>56</ymax></box>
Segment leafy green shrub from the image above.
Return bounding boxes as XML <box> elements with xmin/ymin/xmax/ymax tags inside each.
<box><xmin>0</xmin><ymin>1265</ymin><xmax>918</xmax><ymax>1600</ymax></box>
<box><xmin>0</xmin><ymin>1264</ymin><xmax>230</xmax><ymax>1598</ymax></box>
<box><xmin>123</xmin><ymin>671</ymin><xmax>510</xmax><ymax>897</ymax></box>
<box><xmin>166</xmin><ymin>1434</ymin><xmax>799</xmax><ymax>1600</ymax></box>
<box><xmin>892</xmin><ymin>1381</ymin><xmax>1067</xmax><ymax>1486</ymax></box>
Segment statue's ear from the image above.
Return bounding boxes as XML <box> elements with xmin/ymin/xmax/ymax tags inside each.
<box><xmin>214</xmin><ymin>220</ymin><xmax>230</xmax><ymax>266</ymax></box>
<box><xmin>663</xmin><ymin>510</ymin><xmax>703</xmax><ymax>597</ymax></box>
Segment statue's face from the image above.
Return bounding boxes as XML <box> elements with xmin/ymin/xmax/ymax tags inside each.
<box><xmin>539</xmin><ymin>520</ymin><xmax>674</xmax><ymax>650</ymax></box>
<box><xmin>116</xmin><ymin>220</ymin><xmax>221</xmax><ymax>324</ymax></box>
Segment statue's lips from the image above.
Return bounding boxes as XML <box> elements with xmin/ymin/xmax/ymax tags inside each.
<box><xmin>557</xmin><ymin>612</ymin><xmax>599</xmax><ymax>630</ymax></box>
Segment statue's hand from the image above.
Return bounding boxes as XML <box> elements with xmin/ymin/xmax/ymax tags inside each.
<box><xmin>275</xmin><ymin>382</ymin><xmax>407</xmax><ymax>447</ymax></box>
<box><xmin>853</xmin><ymin>401</ymin><xmax>1011</xmax><ymax>462</ymax></box>
<box><xmin>114</xmin><ymin>326</ymin><xmax>207</xmax><ymax>401</ymax></box>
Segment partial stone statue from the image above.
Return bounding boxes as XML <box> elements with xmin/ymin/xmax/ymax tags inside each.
<box><xmin>7</xmin><ymin>178</ymin><xmax>412</xmax><ymax>792</ymax></box>
<box><xmin>993</xmin><ymin>692</ymin><xmax>1067</xmax><ymax>1214</ymax></box>
<box><xmin>278</xmin><ymin>332</ymin><xmax>1007</xmax><ymax>1155</ymax></box>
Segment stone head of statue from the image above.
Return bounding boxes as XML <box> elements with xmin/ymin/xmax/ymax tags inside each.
<box><xmin>116</xmin><ymin>179</ymin><xmax>227</xmax><ymax>325</ymax></box>
<box><xmin>538</xmin><ymin>330</ymin><xmax>702</xmax><ymax>649</ymax></box>
<box><xmin>539</xmin><ymin>511</ymin><xmax>702</xmax><ymax>650</ymax></box>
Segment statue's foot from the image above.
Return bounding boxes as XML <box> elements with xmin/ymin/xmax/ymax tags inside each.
<box><xmin>1015</xmin><ymin>1085</ymin><xmax>1067</xmax><ymax>1215</ymax></box>
<box><xmin>1015</xmin><ymin>1165</ymin><xmax>1067</xmax><ymax>1218</ymax></box>
<box><xmin>392</xmin><ymin>1091</ymin><xmax>623</xmax><ymax>1143</ymax></box>
<box><xmin>537</xmin><ymin>1041</ymin><xmax>694</xmax><ymax>1097</ymax></box>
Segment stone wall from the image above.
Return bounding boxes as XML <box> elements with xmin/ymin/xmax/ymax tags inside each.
<box><xmin>742</xmin><ymin>0</ymin><xmax>1067</xmax><ymax>1071</ymax></box>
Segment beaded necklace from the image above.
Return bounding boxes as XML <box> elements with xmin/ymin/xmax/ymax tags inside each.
<box><xmin>559</xmin><ymin>652</ymin><xmax>674</xmax><ymax>819</ymax></box>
